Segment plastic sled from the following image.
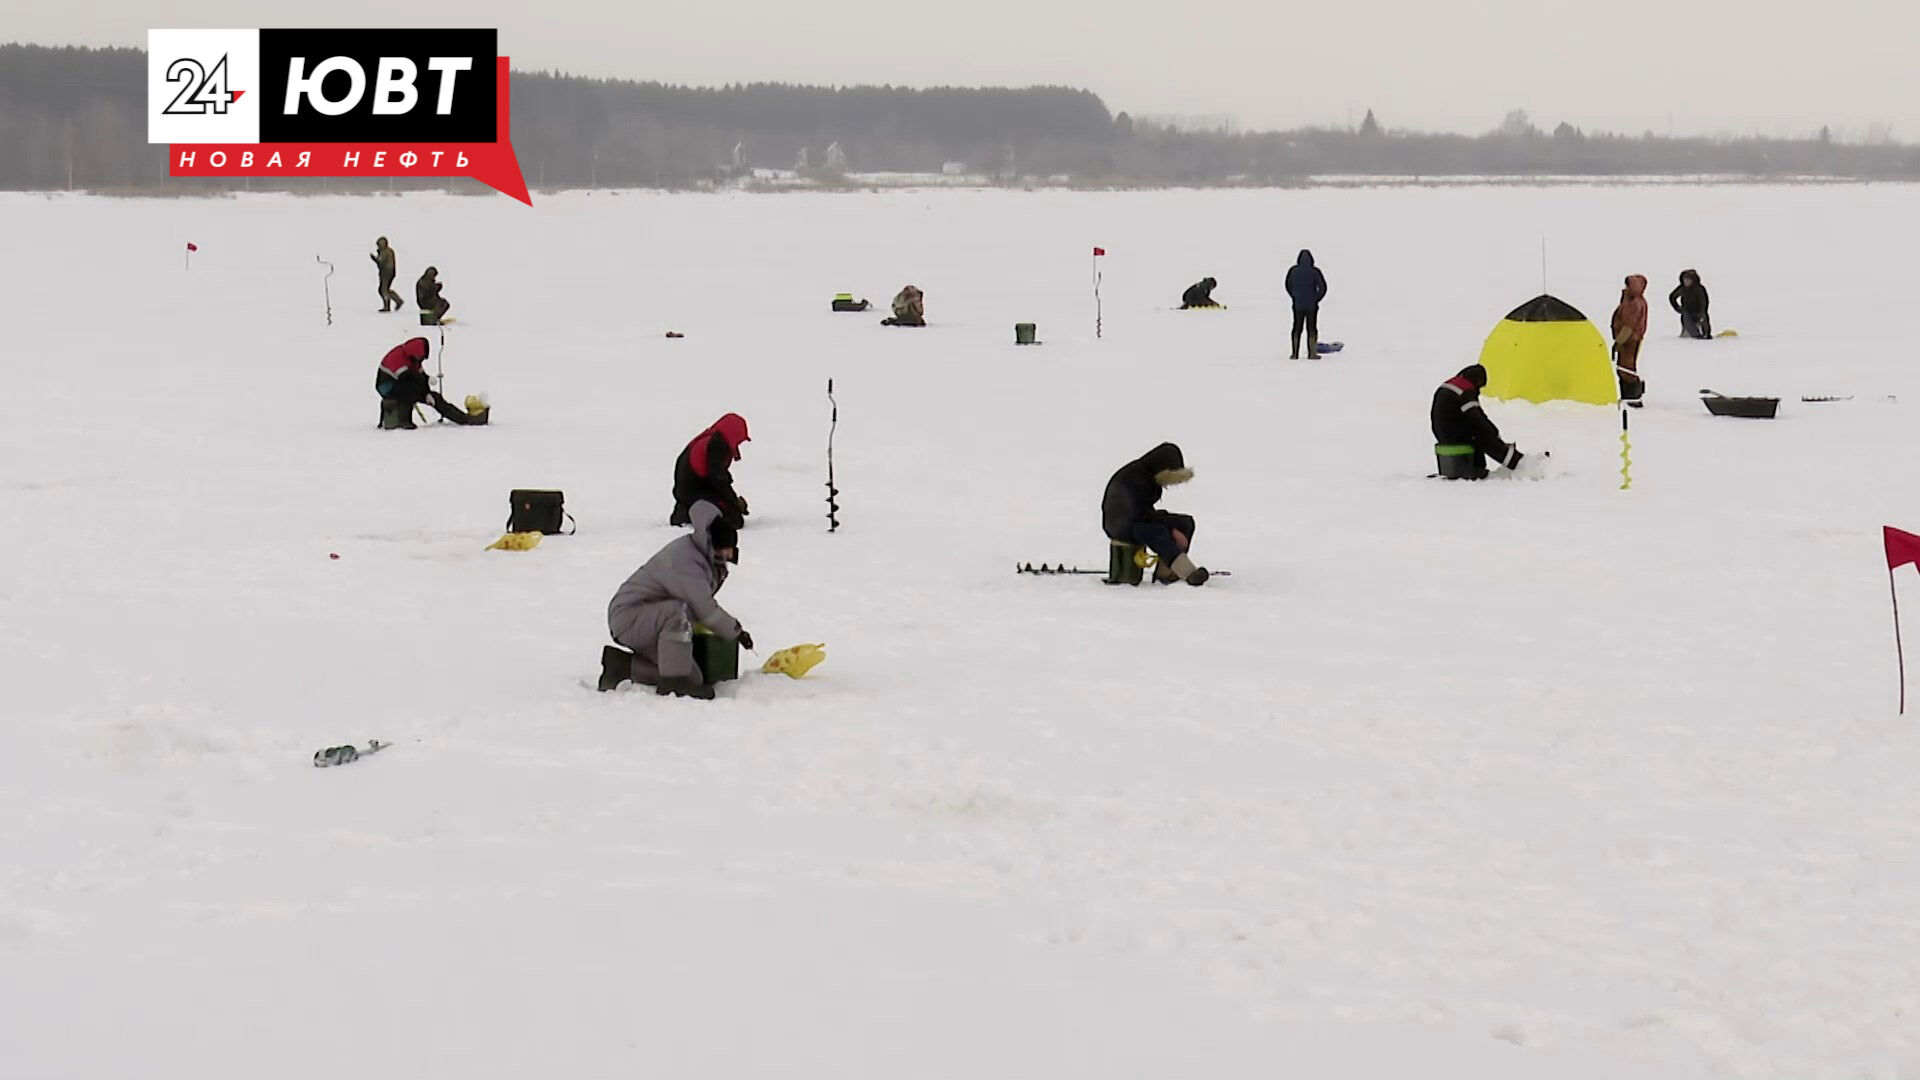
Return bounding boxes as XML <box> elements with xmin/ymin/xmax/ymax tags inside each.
<box><xmin>1699</xmin><ymin>389</ymin><xmax>1778</xmax><ymax>419</ymax></box>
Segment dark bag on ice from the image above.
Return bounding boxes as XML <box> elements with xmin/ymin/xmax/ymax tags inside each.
<box><xmin>507</xmin><ymin>489</ymin><xmax>576</xmax><ymax>535</ymax></box>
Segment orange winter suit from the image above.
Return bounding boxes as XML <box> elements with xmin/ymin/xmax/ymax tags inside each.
<box><xmin>1611</xmin><ymin>274</ymin><xmax>1650</xmax><ymax>399</ymax></box>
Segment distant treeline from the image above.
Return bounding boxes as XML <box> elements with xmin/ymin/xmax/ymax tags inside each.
<box><xmin>4</xmin><ymin>43</ymin><xmax>1920</xmax><ymax>193</ymax></box>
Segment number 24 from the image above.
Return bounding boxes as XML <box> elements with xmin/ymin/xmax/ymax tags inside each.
<box><xmin>164</xmin><ymin>55</ymin><xmax>233</xmax><ymax>116</ymax></box>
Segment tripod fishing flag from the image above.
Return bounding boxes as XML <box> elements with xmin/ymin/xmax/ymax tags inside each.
<box><xmin>1885</xmin><ymin>525</ymin><xmax>1920</xmax><ymax>713</ymax></box>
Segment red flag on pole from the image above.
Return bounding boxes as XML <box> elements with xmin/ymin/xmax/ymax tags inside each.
<box><xmin>1885</xmin><ymin>526</ymin><xmax>1920</xmax><ymax>713</ymax></box>
<box><xmin>1887</xmin><ymin>526</ymin><xmax>1920</xmax><ymax>569</ymax></box>
<box><xmin>1092</xmin><ymin>246</ymin><xmax>1105</xmax><ymax>256</ymax></box>
<box><xmin>186</xmin><ymin>242</ymin><xmax>198</xmax><ymax>252</ymax></box>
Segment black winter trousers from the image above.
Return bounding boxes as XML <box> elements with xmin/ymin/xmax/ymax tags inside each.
<box><xmin>1291</xmin><ymin>307</ymin><xmax>1319</xmax><ymax>339</ymax></box>
<box><xmin>1129</xmin><ymin>510</ymin><xmax>1196</xmax><ymax>562</ymax></box>
<box><xmin>376</xmin><ymin>368</ymin><xmax>479</xmax><ymax>424</ymax></box>
<box><xmin>376</xmin><ymin>368</ymin><xmax>430</xmax><ymax>406</ymax></box>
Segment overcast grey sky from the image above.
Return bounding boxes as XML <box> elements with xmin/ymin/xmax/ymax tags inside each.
<box><xmin>14</xmin><ymin>0</ymin><xmax>1917</xmax><ymax>138</ymax></box>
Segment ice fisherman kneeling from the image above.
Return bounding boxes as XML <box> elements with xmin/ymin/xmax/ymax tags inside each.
<box><xmin>600</xmin><ymin>500</ymin><xmax>753</xmax><ymax>699</ymax></box>
<box><xmin>1430</xmin><ymin>363</ymin><xmax>1525</xmax><ymax>479</ymax></box>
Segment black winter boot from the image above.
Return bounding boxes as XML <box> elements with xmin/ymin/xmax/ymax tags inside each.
<box><xmin>598</xmin><ymin>645</ymin><xmax>633</xmax><ymax>692</ymax></box>
<box><xmin>1289</xmin><ymin>332</ymin><xmax>1301</xmax><ymax>360</ymax></box>
<box><xmin>655</xmin><ymin>675</ymin><xmax>715</xmax><ymax>700</ymax></box>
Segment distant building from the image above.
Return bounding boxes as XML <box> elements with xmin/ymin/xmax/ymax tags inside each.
<box><xmin>1136</xmin><ymin>113</ymin><xmax>1238</xmax><ymax>134</ymax></box>
<box><xmin>942</xmin><ymin>161</ymin><xmax>966</xmax><ymax>176</ymax></box>
<box><xmin>825</xmin><ymin>142</ymin><xmax>848</xmax><ymax>171</ymax></box>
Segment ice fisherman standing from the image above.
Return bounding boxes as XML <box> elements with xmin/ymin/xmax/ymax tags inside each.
<box><xmin>601</xmin><ymin>500</ymin><xmax>752</xmax><ymax>699</ymax></box>
<box><xmin>1285</xmin><ymin>250</ymin><xmax>1328</xmax><ymax>359</ymax></box>
<box><xmin>1612</xmin><ymin>274</ymin><xmax>1650</xmax><ymax>403</ymax></box>
<box><xmin>370</xmin><ymin>237</ymin><xmax>404</xmax><ymax>313</ymax></box>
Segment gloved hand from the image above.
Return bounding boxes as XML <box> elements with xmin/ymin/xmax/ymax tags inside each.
<box><xmin>736</xmin><ymin>629</ymin><xmax>754</xmax><ymax>651</ymax></box>
<box><xmin>737</xmin><ymin>496</ymin><xmax>750</xmax><ymax>517</ymax></box>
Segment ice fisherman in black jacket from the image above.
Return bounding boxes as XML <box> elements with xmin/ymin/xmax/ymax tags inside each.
<box><xmin>1430</xmin><ymin>364</ymin><xmax>1524</xmax><ymax>479</ymax></box>
<box><xmin>1180</xmin><ymin>277</ymin><xmax>1220</xmax><ymax>308</ymax></box>
<box><xmin>1101</xmin><ymin>442</ymin><xmax>1210</xmax><ymax>586</ymax></box>
<box><xmin>1284</xmin><ymin>250</ymin><xmax>1328</xmax><ymax>359</ymax></box>
<box><xmin>1668</xmin><ymin>269</ymin><xmax>1712</xmax><ymax>339</ymax></box>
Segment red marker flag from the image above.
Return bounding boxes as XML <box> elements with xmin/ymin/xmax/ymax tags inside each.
<box><xmin>186</xmin><ymin>242</ymin><xmax>198</xmax><ymax>252</ymax></box>
<box><xmin>1885</xmin><ymin>525</ymin><xmax>1920</xmax><ymax>713</ymax></box>
<box><xmin>1888</xmin><ymin>526</ymin><xmax>1920</xmax><ymax>570</ymax></box>
<box><xmin>1092</xmin><ymin>246</ymin><xmax>1106</xmax><ymax>256</ymax></box>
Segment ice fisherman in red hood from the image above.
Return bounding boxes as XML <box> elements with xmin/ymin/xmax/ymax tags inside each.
<box><xmin>670</xmin><ymin>413</ymin><xmax>751</xmax><ymax>528</ymax></box>
<box><xmin>373</xmin><ymin>336</ymin><xmax>487</xmax><ymax>429</ymax></box>
<box><xmin>1611</xmin><ymin>274</ymin><xmax>1650</xmax><ymax>404</ymax></box>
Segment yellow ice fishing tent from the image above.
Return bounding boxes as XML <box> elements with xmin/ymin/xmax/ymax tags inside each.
<box><xmin>1478</xmin><ymin>295</ymin><xmax>1617</xmax><ymax>405</ymax></box>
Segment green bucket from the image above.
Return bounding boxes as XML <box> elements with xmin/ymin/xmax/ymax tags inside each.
<box><xmin>692</xmin><ymin>626</ymin><xmax>740</xmax><ymax>683</ymax></box>
<box><xmin>1014</xmin><ymin>322</ymin><xmax>1037</xmax><ymax>345</ymax></box>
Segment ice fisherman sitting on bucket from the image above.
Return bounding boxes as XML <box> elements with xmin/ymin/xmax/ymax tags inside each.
<box><xmin>1430</xmin><ymin>363</ymin><xmax>1526</xmax><ymax>479</ymax></box>
<box><xmin>374</xmin><ymin>336</ymin><xmax>488</xmax><ymax>429</ymax></box>
<box><xmin>1102</xmin><ymin>442</ymin><xmax>1210</xmax><ymax>586</ymax></box>
<box><xmin>600</xmin><ymin>500</ymin><xmax>752</xmax><ymax>700</ymax></box>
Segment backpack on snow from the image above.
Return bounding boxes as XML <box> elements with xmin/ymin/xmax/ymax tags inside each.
<box><xmin>507</xmin><ymin>490</ymin><xmax>576</xmax><ymax>535</ymax></box>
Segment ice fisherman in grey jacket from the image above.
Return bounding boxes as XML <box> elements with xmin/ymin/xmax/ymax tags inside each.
<box><xmin>600</xmin><ymin>500</ymin><xmax>752</xmax><ymax>699</ymax></box>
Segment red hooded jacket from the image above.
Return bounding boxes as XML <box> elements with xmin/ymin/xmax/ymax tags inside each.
<box><xmin>1611</xmin><ymin>276</ymin><xmax>1649</xmax><ymax>344</ymax></box>
<box><xmin>379</xmin><ymin>337</ymin><xmax>431</xmax><ymax>378</ymax></box>
<box><xmin>686</xmin><ymin>414</ymin><xmax>750</xmax><ymax>479</ymax></box>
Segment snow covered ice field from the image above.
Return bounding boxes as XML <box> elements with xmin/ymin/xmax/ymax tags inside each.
<box><xmin>5</xmin><ymin>183</ymin><xmax>1920</xmax><ymax>1079</ymax></box>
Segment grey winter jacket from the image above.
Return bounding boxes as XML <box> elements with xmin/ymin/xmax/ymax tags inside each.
<box><xmin>607</xmin><ymin>501</ymin><xmax>741</xmax><ymax>639</ymax></box>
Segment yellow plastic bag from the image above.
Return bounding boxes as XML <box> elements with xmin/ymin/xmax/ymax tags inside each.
<box><xmin>761</xmin><ymin>643</ymin><xmax>827</xmax><ymax>678</ymax></box>
<box><xmin>486</xmin><ymin>531</ymin><xmax>542</xmax><ymax>552</ymax></box>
